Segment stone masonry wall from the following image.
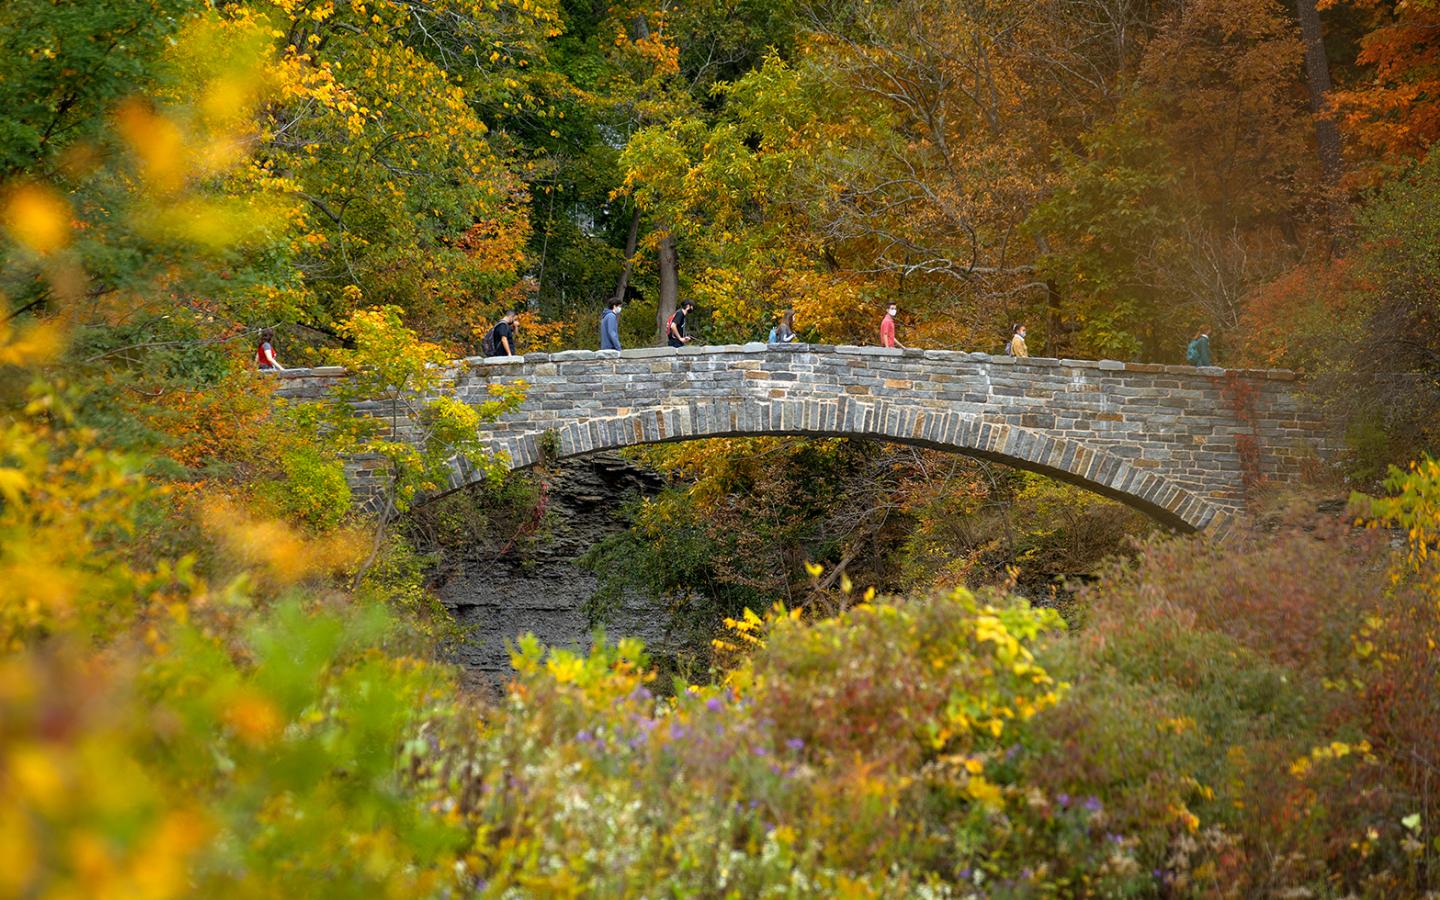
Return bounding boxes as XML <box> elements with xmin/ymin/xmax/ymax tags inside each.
<box><xmin>273</xmin><ymin>344</ymin><xmax>1340</xmax><ymax>537</ymax></box>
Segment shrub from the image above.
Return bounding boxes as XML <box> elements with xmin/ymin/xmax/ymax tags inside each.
<box><xmin>436</xmin><ymin>589</ymin><xmax>1070</xmax><ymax>894</ymax></box>
<box><xmin>268</xmin><ymin>446</ymin><xmax>352</xmax><ymax>530</ymax></box>
<box><xmin>1076</xmin><ymin>518</ymin><xmax>1386</xmax><ymax>676</ymax></box>
<box><xmin>1</xmin><ymin>600</ymin><xmax>469</xmax><ymax>898</ymax></box>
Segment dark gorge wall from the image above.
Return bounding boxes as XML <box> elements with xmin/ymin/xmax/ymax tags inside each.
<box><xmin>428</xmin><ymin>453</ymin><xmax>669</xmax><ymax>688</ymax></box>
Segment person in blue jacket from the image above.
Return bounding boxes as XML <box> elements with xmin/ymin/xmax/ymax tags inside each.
<box><xmin>600</xmin><ymin>298</ymin><xmax>623</xmax><ymax>350</ymax></box>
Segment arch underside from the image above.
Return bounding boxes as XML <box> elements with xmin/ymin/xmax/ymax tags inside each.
<box><xmin>440</xmin><ymin>401</ymin><xmax>1230</xmax><ymax>534</ymax></box>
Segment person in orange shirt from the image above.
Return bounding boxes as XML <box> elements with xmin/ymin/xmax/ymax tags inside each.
<box><xmin>880</xmin><ymin>304</ymin><xmax>907</xmax><ymax>349</ymax></box>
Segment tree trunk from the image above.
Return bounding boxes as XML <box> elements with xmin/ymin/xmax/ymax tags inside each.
<box><xmin>656</xmin><ymin>231</ymin><xmax>678</xmax><ymax>344</ymax></box>
<box><xmin>611</xmin><ymin>207</ymin><xmax>641</xmax><ymax>304</ymax></box>
<box><xmin>1294</xmin><ymin>0</ymin><xmax>1345</xmax><ymax>216</ymax></box>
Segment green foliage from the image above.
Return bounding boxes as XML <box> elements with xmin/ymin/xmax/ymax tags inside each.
<box><xmin>1340</xmin><ymin>154</ymin><xmax>1440</xmax><ymax>465</ymax></box>
<box><xmin>0</xmin><ymin>0</ymin><xmax>193</xmax><ymax>176</ymax></box>
<box><xmin>899</xmin><ymin>469</ymin><xmax>1153</xmax><ymax>596</ymax></box>
<box><xmin>1027</xmin><ymin>111</ymin><xmax>1184</xmax><ymax>360</ymax></box>
<box><xmin>303</xmin><ymin>304</ymin><xmax>526</xmax><ymax>516</ymax></box>
<box><xmin>580</xmin><ymin>492</ymin><xmax>766</xmax><ymax>653</ymax></box>
<box><xmin>265</xmin><ymin>447</ymin><xmax>352</xmax><ymax>531</ymax></box>
<box><xmin>2</xmin><ymin>597</ymin><xmax>467</xmax><ymax>898</ymax></box>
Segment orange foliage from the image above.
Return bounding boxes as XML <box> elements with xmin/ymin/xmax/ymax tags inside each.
<box><xmin>1326</xmin><ymin>0</ymin><xmax>1440</xmax><ymax>176</ymax></box>
<box><xmin>201</xmin><ymin>496</ymin><xmax>366</xmax><ymax>587</ymax></box>
<box><xmin>455</xmin><ymin>217</ymin><xmax>532</xmax><ymax>280</ymax></box>
<box><xmin>1238</xmin><ymin>259</ymin><xmax>1364</xmax><ymax>368</ymax></box>
<box><xmin>1139</xmin><ymin>0</ymin><xmax>1314</xmax><ymax>220</ymax></box>
<box><xmin>141</xmin><ymin>360</ymin><xmax>279</xmax><ymax>473</ymax></box>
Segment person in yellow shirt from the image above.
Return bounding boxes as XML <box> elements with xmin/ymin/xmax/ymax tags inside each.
<box><xmin>1008</xmin><ymin>324</ymin><xmax>1029</xmax><ymax>358</ymax></box>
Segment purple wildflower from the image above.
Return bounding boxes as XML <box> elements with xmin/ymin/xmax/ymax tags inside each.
<box><xmin>785</xmin><ymin>738</ymin><xmax>804</xmax><ymax>752</ymax></box>
<box><xmin>1057</xmin><ymin>792</ymin><xmax>1071</xmax><ymax>807</ymax></box>
<box><xmin>1083</xmin><ymin>796</ymin><xmax>1103</xmax><ymax>813</ymax></box>
<box><xmin>706</xmin><ymin>697</ymin><xmax>723</xmax><ymax>712</ymax></box>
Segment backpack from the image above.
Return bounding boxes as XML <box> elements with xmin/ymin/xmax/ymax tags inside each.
<box><xmin>481</xmin><ymin>325</ymin><xmax>499</xmax><ymax>357</ymax></box>
<box><xmin>1003</xmin><ymin>336</ymin><xmax>1014</xmax><ymax>356</ymax></box>
<box><xmin>1186</xmin><ymin>339</ymin><xmax>1200</xmax><ymax>366</ymax></box>
<box><xmin>665</xmin><ymin>312</ymin><xmax>676</xmax><ymax>337</ymax></box>
<box><xmin>768</xmin><ymin>327</ymin><xmax>778</xmax><ymax>343</ymax></box>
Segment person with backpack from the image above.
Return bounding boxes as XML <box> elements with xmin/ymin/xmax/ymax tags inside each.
<box><xmin>1008</xmin><ymin>324</ymin><xmax>1029</xmax><ymax>358</ymax></box>
<box><xmin>667</xmin><ymin>299</ymin><xmax>695</xmax><ymax>348</ymax></box>
<box><xmin>485</xmin><ymin>310</ymin><xmax>519</xmax><ymax>357</ymax></box>
<box><xmin>768</xmin><ymin>309</ymin><xmax>798</xmax><ymax>344</ymax></box>
<box><xmin>776</xmin><ymin>309</ymin><xmax>798</xmax><ymax>343</ymax></box>
<box><xmin>255</xmin><ymin>328</ymin><xmax>285</xmax><ymax>371</ymax></box>
<box><xmin>1186</xmin><ymin>329</ymin><xmax>1213</xmax><ymax>367</ymax></box>
<box><xmin>600</xmin><ymin>299</ymin><xmax>623</xmax><ymax>351</ymax></box>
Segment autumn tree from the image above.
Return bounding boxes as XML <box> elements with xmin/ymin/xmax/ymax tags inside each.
<box><xmin>0</xmin><ymin>0</ymin><xmax>194</xmax><ymax>179</ymax></box>
<box><xmin>1328</xmin><ymin>0</ymin><xmax>1440</xmax><ymax>177</ymax></box>
<box><xmin>246</xmin><ymin>0</ymin><xmax>540</xmax><ymax>347</ymax></box>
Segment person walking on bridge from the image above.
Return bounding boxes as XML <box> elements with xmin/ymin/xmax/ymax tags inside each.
<box><xmin>667</xmin><ymin>299</ymin><xmax>695</xmax><ymax>348</ymax></box>
<box><xmin>600</xmin><ymin>299</ymin><xmax>623</xmax><ymax>351</ymax></box>
<box><xmin>1008</xmin><ymin>324</ymin><xmax>1029</xmax><ymax>358</ymax></box>
<box><xmin>256</xmin><ymin>328</ymin><xmax>285</xmax><ymax>371</ymax></box>
<box><xmin>1186</xmin><ymin>329</ymin><xmax>1213</xmax><ymax>367</ymax></box>
<box><xmin>880</xmin><ymin>304</ymin><xmax>907</xmax><ymax>349</ymax></box>
<box><xmin>769</xmin><ymin>308</ymin><xmax>797</xmax><ymax>344</ymax></box>
<box><xmin>486</xmin><ymin>310</ymin><xmax>519</xmax><ymax>357</ymax></box>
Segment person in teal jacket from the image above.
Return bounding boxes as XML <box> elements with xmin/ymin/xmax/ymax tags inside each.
<box><xmin>1186</xmin><ymin>329</ymin><xmax>1213</xmax><ymax>367</ymax></box>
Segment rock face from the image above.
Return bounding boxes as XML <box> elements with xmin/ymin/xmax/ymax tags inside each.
<box><xmin>433</xmin><ymin>453</ymin><xmax>666</xmax><ymax>688</ymax></box>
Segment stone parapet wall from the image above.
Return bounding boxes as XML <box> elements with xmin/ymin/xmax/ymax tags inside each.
<box><xmin>273</xmin><ymin>344</ymin><xmax>1341</xmax><ymax>535</ymax></box>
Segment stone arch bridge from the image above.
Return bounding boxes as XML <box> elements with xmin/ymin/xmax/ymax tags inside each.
<box><xmin>274</xmin><ymin>344</ymin><xmax>1339</xmax><ymax>538</ymax></box>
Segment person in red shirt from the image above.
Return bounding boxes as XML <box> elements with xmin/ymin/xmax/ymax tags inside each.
<box><xmin>256</xmin><ymin>328</ymin><xmax>284</xmax><ymax>371</ymax></box>
<box><xmin>879</xmin><ymin>303</ymin><xmax>906</xmax><ymax>349</ymax></box>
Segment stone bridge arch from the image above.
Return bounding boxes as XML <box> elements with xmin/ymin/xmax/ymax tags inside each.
<box><xmin>449</xmin><ymin>400</ymin><xmax>1225</xmax><ymax>533</ymax></box>
<box><xmin>275</xmin><ymin>343</ymin><xmax>1340</xmax><ymax>540</ymax></box>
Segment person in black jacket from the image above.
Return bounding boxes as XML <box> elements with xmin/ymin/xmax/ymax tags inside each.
<box><xmin>491</xmin><ymin>310</ymin><xmax>519</xmax><ymax>356</ymax></box>
<box><xmin>667</xmin><ymin>300</ymin><xmax>695</xmax><ymax>348</ymax></box>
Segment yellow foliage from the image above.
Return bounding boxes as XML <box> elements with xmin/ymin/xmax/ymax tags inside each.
<box><xmin>203</xmin><ymin>497</ymin><xmax>366</xmax><ymax>586</ymax></box>
<box><xmin>0</xmin><ymin>318</ymin><xmax>65</xmax><ymax>368</ymax></box>
<box><xmin>2</xmin><ymin>182</ymin><xmax>71</xmax><ymax>255</ymax></box>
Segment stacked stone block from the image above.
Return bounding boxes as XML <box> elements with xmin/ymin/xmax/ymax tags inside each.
<box><xmin>273</xmin><ymin>344</ymin><xmax>1341</xmax><ymax>536</ymax></box>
